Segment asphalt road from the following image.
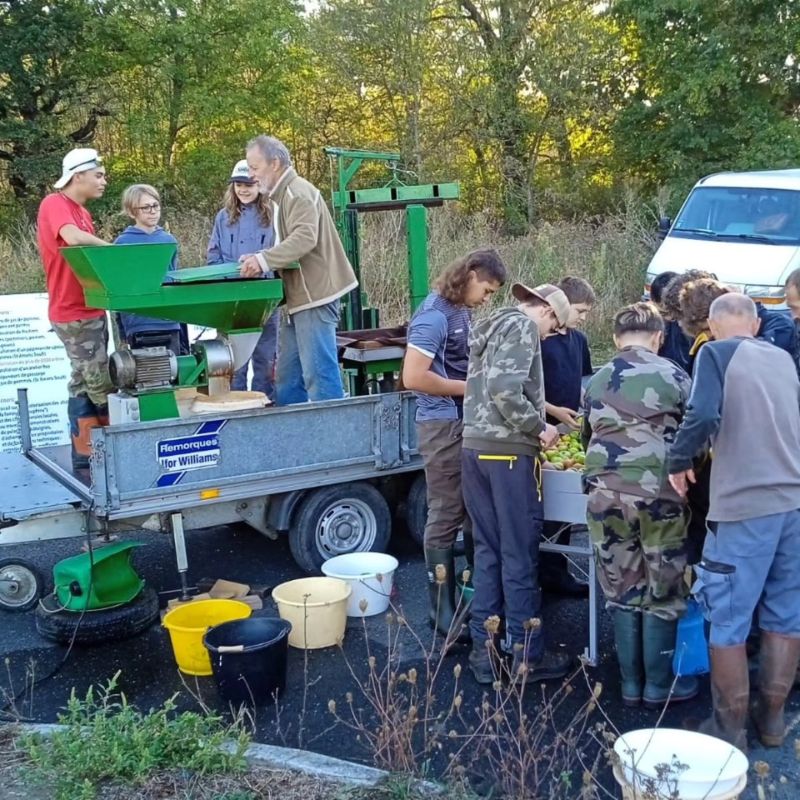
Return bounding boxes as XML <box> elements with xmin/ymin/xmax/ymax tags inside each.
<box><xmin>1</xmin><ymin>523</ymin><xmax>798</xmax><ymax>798</ymax></box>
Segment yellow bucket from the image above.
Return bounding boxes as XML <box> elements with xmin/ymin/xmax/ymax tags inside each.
<box><xmin>162</xmin><ymin>598</ymin><xmax>252</xmax><ymax>675</ymax></box>
<box><xmin>272</xmin><ymin>577</ymin><xmax>351</xmax><ymax>649</ymax></box>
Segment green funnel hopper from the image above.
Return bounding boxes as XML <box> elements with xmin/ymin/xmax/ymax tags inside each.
<box><xmin>53</xmin><ymin>541</ymin><xmax>144</xmax><ymax>611</ymax></box>
<box><xmin>61</xmin><ymin>243</ymin><xmax>283</xmax><ymax>332</ymax></box>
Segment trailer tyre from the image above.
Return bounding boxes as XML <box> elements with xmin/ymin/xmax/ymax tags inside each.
<box><xmin>0</xmin><ymin>558</ymin><xmax>44</xmax><ymax>612</ymax></box>
<box><xmin>35</xmin><ymin>585</ymin><xmax>160</xmax><ymax>645</ymax></box>
<box><xmin>404</xmin><ymin>473</ymin><xmax>465</xmax><ymax>555</ymax></box>
<box><xmin>405</xmin><ymin>474</ymin><xmax>427</xmax><ymax>548</ymax></box>
<box><xmin>289</xmin><ymin>483</ymin><xmax>392</xmax><ymax>573</ymax></box>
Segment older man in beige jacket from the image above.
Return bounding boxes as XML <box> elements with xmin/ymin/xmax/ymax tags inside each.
<box><xmin>240</xmin><ymin>135</ymin><xmax>358</xmax><ymax>404</ymax></box>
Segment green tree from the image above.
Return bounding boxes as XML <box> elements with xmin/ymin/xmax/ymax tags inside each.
<box><xmin>0</xmin><ymin>0</ymin><xmax>124</xmax><ymax>217</ymax></box>
<box><xmin>612</xmin><ymin>0</ymin><xmax>800</xmax><ymax>197</ymax></box>
<box><xmin>106</xmin><ymin>0</ymin><xmax>305</xmax><ymax>208</ymax></box>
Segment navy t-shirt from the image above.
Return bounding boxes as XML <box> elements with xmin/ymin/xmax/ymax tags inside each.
<box><xmin>406</xmin><ymin>292</ymin><xmax>470</xmax><ymax>421</ymax></box>
<box><xmin>541</xmin><ymin>328</ymin><xmax>592</xmax><ymax>420</ymax></box>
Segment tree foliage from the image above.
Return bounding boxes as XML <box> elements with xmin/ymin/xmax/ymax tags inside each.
<box><xmin>0</xmin><ymin>0</ymin><xmax>798</xmax><ymax>226</ymax></box>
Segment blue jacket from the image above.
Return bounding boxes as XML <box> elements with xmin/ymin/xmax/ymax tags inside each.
<box><xmin>756</xmin><ymin>303</ymin><xmax>798</xmax><ymax>359</ymax></box>
<box><xmin>207</xmin><ymin>203</ymin><xmax>275</xmax><ymax>270</ymax></box>
<box><xmin>659</xmin><ymin>320</ymin><xmax>692</xmax><ymax>374</ymax></box>
<box><xmin>113</xmin><ymin>226</ymin><xmax>181</xmax><ymax>339</ymax></box>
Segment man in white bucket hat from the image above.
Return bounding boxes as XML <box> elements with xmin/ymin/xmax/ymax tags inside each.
<box><xmin>36</xmin><ymin>147</ymin><xmax>113</xmax><ymax>470</ymax></box>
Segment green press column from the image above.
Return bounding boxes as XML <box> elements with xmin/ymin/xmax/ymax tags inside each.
<box><xmin>406</xmin><ymin>204</ymin><xmax>429</xmax><ymax>313</ymax></box>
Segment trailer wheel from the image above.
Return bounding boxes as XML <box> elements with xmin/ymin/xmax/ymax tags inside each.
<box><xmin>405</xmin><ymin>474</ymin><xmax>427</xmax><ymax>548</ymax></box>
<box><xmin>35</xmin><ymin>585</ymin><xmax>159</xmax><ymax>645</ymax></box>
<box><xmin>403</xmin><ymin>473</ymin><xmax>465</xmax><ymax>555</ymax></box>
<box><xmin>289</xmin><ymin>483</ymin><xmax>392</xmax><ymax>573</ymax></box>
<box><xmin>0</xmin><ymin>558</ymin><xmax>44</xmax><ymax>612</ymax></box>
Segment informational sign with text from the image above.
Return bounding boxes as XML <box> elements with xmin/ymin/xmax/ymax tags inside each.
<box><xmin>0</xmin><ymin>293</ymin><xmax>72</xmax><ymax>453</ymax></box>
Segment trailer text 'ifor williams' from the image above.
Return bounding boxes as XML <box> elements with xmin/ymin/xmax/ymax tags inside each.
<box><xmin>157</xmin><ymin>434</ymin><xmax>220</xmax><ymax>472</ymax></box>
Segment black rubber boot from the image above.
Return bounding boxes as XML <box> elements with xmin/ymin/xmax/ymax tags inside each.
<box><xmin>614</xmin><ymin>609</ymin><xmax>644</xmax><ymax>707</ymax></box>
<box><xmin>68</xmin><ymin>395</ymin><xmax>100</xmax><ymax>470</ymax></box>
<box><xmin>642</xmin><ymin>613</ymin><xmax>699</xmax><ymax>709</ymax></box>
<box><xmin>425</xmin><ymin>547</ymin><xmax>470</xmax><ymax>645</ymax></box>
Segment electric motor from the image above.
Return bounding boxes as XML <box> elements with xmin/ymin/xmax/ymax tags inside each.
<box><xmin>110</xmin><ymin>347</ymin><xmax>178</xmax><ymax>391</ymax></box>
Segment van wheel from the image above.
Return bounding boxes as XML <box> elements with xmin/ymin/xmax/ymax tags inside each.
<box><xmin>288</xmin><ymin>483</ymin><xmax>392</xmax><ymax>574</ymax></box>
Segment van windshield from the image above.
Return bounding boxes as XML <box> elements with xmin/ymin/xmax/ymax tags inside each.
<box><xmin>672</xmin><ymin>186</ymin><xmax>800</xmax><ymax>245</ymax></box>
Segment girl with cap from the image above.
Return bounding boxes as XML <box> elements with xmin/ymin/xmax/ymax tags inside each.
<box><xmin>207</xmin><ymin>159</ymin><xmax>278</xmax><ymax>401</ymax></box>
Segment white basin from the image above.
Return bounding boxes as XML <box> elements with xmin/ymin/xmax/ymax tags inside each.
<box><xmin>613</xmin><ymin>728</ymin><xmax>748</xmax><ymax>799</ymax></box>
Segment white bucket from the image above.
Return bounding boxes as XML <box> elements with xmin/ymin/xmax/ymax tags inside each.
<box><xmin>613</xmin><ymin>728</ymin><xmax>748</xmax><ymax>800</ymax></box>
<box><xmin>321</xmin><ymin>552</ymin><xmax>399</xmax><ymax>617</ymax></box>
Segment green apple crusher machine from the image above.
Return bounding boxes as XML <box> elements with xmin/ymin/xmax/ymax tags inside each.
<box><xmin>61</xmin><ymin>243</ymin><xmax>286</xmax><ymax>423</ymax></box>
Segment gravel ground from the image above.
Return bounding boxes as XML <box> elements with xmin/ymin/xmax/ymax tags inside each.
<box><xmin>1</xmin><ymin>521</ymin><xmax>798</xmax><ymax>798</ymax></box>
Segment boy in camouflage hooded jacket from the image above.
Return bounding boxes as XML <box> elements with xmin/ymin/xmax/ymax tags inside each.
<box><xmin>462</xmin><ymin>282</ymin><xmax>572</xmax><ymax>685</ymax></box>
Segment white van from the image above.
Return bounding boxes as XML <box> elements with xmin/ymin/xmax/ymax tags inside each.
<box><xmin>646</xmin><ymin>169</ymin><xmax>800</xmax><ymax>307</ymax></box>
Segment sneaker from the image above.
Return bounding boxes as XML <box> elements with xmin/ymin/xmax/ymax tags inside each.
<box><xmin>468</xmin><ymin>642</ymin><xmax>498</xmax><ymax>684</ymax></box>
<box><xmin>511</xmin><ymin>648</ymin><xmax>571</xmax><ymax>684</ymax></box>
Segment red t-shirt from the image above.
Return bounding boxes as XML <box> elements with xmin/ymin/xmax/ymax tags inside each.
<box><xmin>36</xmin><ymin>193</ymin><xmax>104</xmax><ymax>323</ymax></box>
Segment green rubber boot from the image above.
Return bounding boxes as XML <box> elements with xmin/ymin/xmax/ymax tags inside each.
<box><xmin>613</xmin><ymin>610</ymin><xmax>644</xmax><ymax>707</ymax></box>
<box><xmin>642</xmin><ymin>613</ymin><xmax>699</xmax><ymax>710</ymax></box>
<box><xmin>425</xmin><ymin>547</ymin><xmax>470</xmax><ymax>645</ymax></box>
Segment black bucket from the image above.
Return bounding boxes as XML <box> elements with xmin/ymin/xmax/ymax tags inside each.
<box><xmin>203</xmin><ymin>617</ymin><xmax>292</xmax><ymax>705</ymax></box>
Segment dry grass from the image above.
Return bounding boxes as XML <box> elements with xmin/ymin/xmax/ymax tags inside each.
<box><xmin>0</xmin><ymin>202</ymin><xmax>657</xmax><ymax>355</ymax></box>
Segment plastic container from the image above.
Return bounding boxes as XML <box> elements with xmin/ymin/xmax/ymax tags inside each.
<box><xmin>321</xmin><ymin>552</ymin><xmax>399</xmax><ymax>617</ymax></box>
<box><xmin>162</xmin><ymin>598</ymin><xmax>252</xmax><ymax>675</ymax></box>
<box><xmin>456</xmin><ymin>575</ymin><xmax>474</xmax><ymax>607</ymax></box>
<box><xmin>203</xmin><ymin>617</ymin><xmax>292</xmax><ymax>705</ymax></box>
<box><xmin>674</xmin><ymin>598</ymin><xmax>710</xmax><ymax>676</ymax></box>
<box><xmin>271</xmin><ymin>577</ymin><xmax>351</xmax><ymax>649</ymax></box>
<box><xmin>613</xmin><ymin>728</ymin><xmax>748</xmax><ymax>800</ymax></box>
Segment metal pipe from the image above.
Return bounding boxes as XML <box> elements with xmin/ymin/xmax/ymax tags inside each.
<box><xmin>16</xmin><ymin>388</ymin><xmax>32</xmax><ymax>453</ymax></box>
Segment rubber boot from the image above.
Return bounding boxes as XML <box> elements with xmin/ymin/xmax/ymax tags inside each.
<box><xmin>698</xmin><ymin>644</ymin><xmax>749</xmax><ymax>751</ymax></box>
<box><xmin>614</xmin><ymin>610</ymin><xmax>644</xmax><ymax>707</ymax></box>
<box><xmin>642</xmin><ymin>613</ymin><xmax>699</xmax><ymax>709</ymax></box>
<box><xmin>425</xmin><ymin>547</ymin><xmax>470</xmax><ymax>644</ymax></box>
<box><xmin>752</xmin><ymin>631</ymin><xmax>800</xmax><ymax>747</ymax></box>
<box><xmin>68</xmin><ymin>395</ymin><xmax>101</xmax><ymax>470</ymax></box>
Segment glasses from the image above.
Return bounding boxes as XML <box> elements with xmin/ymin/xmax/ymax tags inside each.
<box><xmin>71</xmin><ymin>156</ymin><xmax>103</xmax><ymax>171</ymax></box>
<box><xmin>136</xmin><ymin>203</ymin><xmax>161</xmax><ymax>212</ymax></box>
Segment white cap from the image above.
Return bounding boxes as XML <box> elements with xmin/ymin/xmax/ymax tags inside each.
<box><xmin>229</xmin><ymin>159</ymin><xmax>256</xmax><ymax>184</ymax></box>
<box><xmin>54</xmin><ymin>148</ymin><xmax>103</xmax><ymax>189</ymax></box>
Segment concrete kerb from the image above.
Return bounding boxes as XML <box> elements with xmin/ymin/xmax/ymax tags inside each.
<box><xmin>20</xmin><ymin>723</ymin><xmax>441</xmax><ymax>793</ymax></box>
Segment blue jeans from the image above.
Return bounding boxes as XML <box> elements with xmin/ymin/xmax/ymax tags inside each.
<box><xmin>694</xmin><ymin>509</ymin><xmax>800</xmax><ymax>647</ymax></box>
<box><xmin>231</xmin><ymin>309</ymin><xmax>280</xmax><ymax>401</ymax></box>
<box><xmin>276</xmin><ymin>300</ymin><xmax>344</xmax><ymax>405</ymax></box>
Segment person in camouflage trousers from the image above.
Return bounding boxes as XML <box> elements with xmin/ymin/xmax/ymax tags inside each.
<box><xmin>51</xmin><ymin>318</ymin><xmax>112</xmax><ymax>404</ymax></box>
<box><xmin>582</xmin><ymin>302</ymin><xmax>697</xmax><ymax>710</ymax></box>
<box><xmin>37</xmin><ymin>148</ymin><xmax>112</xmax><ymax>470</ymax></box>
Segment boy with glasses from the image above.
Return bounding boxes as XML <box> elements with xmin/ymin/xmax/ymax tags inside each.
<box><xmin>113</xmin><ymin>184</ymin><xmax>184</xmax><ymax>354</ymax></box>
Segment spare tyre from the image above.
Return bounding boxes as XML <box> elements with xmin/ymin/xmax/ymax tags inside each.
<box><xmin>35</xmin><ymin>585</ymin><xmax>159</xmax><ymax>645</ymax></box>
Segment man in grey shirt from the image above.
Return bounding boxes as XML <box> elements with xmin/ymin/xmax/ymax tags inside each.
<box><xmin>668</xmin><ymin>293</ymin><xmax>800</xmax><ymax>750</ymax></box>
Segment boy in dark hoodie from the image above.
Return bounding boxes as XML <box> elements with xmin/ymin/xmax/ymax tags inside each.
<box><xmin>462</xmin><ymin>282</ymin><xmax>572</xmax><ymax>685</ymax></box>
<box><xmin>113</xmin><ymin>184</ymin><xmax>183</xmax><ymax>353</ymax></box>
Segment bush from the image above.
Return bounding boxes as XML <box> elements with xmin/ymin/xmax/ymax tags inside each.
<box><xmin>21</xmin><ymin>672</ymin><xmax>249</xmax><ymax>800</ymax></box>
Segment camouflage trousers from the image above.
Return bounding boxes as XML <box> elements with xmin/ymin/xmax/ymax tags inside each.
<box><xmin>587</xmin><ymin>489</ymin><xmax>689</xmax><ymax>621</ymax></box>
<box><xmin>51</xmin><ymin>317</ymin><xmax>114</xmax><ymax>406</ymax></box>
